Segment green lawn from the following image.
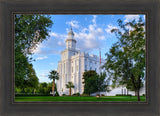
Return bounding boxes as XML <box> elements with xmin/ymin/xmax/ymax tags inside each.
<box><xmin>15</xmin><ymin>96</ymin><xmax>145</xmax><ymax>102</ymax></box>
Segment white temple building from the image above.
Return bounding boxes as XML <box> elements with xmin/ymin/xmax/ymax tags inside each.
<box><xmin>57</xmin><ymin>28</ymin><xmax>105</xmax><ymax>95</ymax></box>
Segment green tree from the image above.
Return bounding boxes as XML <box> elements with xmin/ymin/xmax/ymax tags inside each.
<box><xmin>15</xmin><ymin>58</ymin><xmax>39</xmax><ymax>93</ymax></box>
<box><xmin>48</xmin><ymin>70</ymin><xmax>59</xmax><ymax>96</ymax></box>
<box><xmin>46</xmin><ymin>82</ymin><xmax>53</xmax><ymax>94</ymax></box>
<box><xmin>15</xmin><ymin>14</ymin><xmax>53</xmax><ymax>89</ymax></box>
<box><xmin>24</xmin><ymin>87</ymin><xmax>33</xmax><ymax>93</ymax></box>
<box><xmin>54</xmin><ymin>83</ymin><xmax>59</xmax><ymax>96</ymax></box>
<box><xmin>25</xmin><ymin>63</ymin><xmax>39</xmax><ymax>91</ymax></box>
<box><xmin>83</xmin><ymin>70</ymin><xmax>99</xmax><ymax>96</ymax></box>
<box><xmin>37</xmin><ymin>82</ymin><xmax>53</xmax><ymax>94</ymax></box>
<box><xmin>104</xmin><ymin>17</ymin><xmax>145</xmax><ymax>101</ymax></box>
<box><xmin>15</xmin><ymin>14</ymin><xmax>53</xmax><ymax>54</ymax></box>
<box><xmin>38</xmin><ymin>82</ymin><xmax>48</xmax><ymax>94</ymax></box>
<box><xmin>15</xmin><ymin>51</ymin><xmax>29</xmax><ymax>89</ymax></box>
<box><xmin>66</xmin><ymin>82</ymin><xmax>75</xmax><ymax>96</ymax></box>
<box><xmin>96</xmin><ymin>72</ymin><xmax>110</xmax><ymax>97</ymax></box>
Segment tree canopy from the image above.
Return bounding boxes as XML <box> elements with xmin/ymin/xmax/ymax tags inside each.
<box><xmin>15</xmin><ymin>14</ymin><xmax>53</xmax><ymax>54</ymax></box>
<box><xmin>48</xmin><ymin>70</ymin><xmax>59</xmax><ymax>80</ymax></box>
<box><xmin>83</xmin><ymin>70</ymin><xmax>109</xmax><ymax>96</ymax></box>
<box><xmin>103</xmin><ymin>17</ymin><xmax>145</xmax><ymax>101</ymax></box>
<box><xmin>15</xmin><ymin>15</ymin><xmax>53</xmax><ymax>89</ymax></box>
<box><xmin>66</xmin><ymin>82</ymin><xmax>75</xmax><ymax>95</ymax></box>
<box><xmin>96</xmin><ymin>72</ymin><xmax>110</xmax><ymax>94</ymax></box>
<box><xmin>83</xmin><ymin>70</ymin><xmax>99</xmax><ymax>95</ymax></box>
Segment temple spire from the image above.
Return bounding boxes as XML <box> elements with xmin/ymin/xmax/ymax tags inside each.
<box><xmin>65</xmin><ymin>26</ymin><xmax>76</xmax><ymax>49</ymax></box>
<box><xmin>68</xmin><ymin>26</ymin><xmax>74</xmax><ymax>37</ymax></box>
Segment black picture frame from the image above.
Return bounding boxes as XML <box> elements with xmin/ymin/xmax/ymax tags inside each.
<box><xmin>0</xmin><ymin>0</ymin><xmax>159</xmax><ymax>116</ymax></box>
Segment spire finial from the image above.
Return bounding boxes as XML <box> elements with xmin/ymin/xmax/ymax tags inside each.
<box><xmin>68</xmin><ymin>25</ymin><xmax>74</xmax><ymax>36</ymax></box>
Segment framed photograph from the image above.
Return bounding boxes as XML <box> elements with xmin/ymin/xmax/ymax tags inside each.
<box><xmin>13</xmin><ymin>14</ymin><xmax>146</xmax><ymax>103</ymax></box>
<box><xmin>0</xmin><ymin>0</ymin><xmax>160</xmax><ymax>116</ymax></box>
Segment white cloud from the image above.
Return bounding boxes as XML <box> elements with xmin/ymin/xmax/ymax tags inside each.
<box><xmin>92</xmin><ymin>15</ymin><xmax>97</xmax><ymax>26</ymax></box>
<box><xmin>124</xmin><ymin>15</ymin><xmax>142</xmax><ymax>31</ymax></box>
<box><xmin>105</xmin><ymin>24</ymin><xmax>118</xmax><ymax>34</ymax></box>
<box><xmin>38</xmin><ymin>70</ymin><xmax>51</xmax><ymax>82</ymax></box>
<box><xmin>32</xmin><ymin>44</ymin><xmax>43</xmax><ymax>54</ymax></box>
<box><xmin>32</xmin><ymin>32</ymin><xmax>67</xmax><ymax>55</ymax></box>
<box><xmin>96</xmin><ymin>28</ymin><xmax>104</xmax><ymax>35</ymax></box>
<box><xmin>99</xmin><ymin>36</ymin><xmax>105</xmax><ymax>40</ymax></box>
<box><xmin>49</xmin><ymin>32</ymin><xmax>58</xmax><ymax>37</ymax></box>
<box><xmin>81</xmin><ymin>28</ymin><xmax>87</xmax><ymax>33</ymax></box>
<box><xmin>36</xmin><ymin>56</ymin><xmax>48</xmax><ymax>60</ymax></box>
<box><xmin>73</xmin><ymin>19</ymin><xmax>105</xmax><ymax>51</ymax></box>
<box><xmin>73</xmin><ymin>16</ymin><xmax>106</xmax><ymax>51</ymax></box>
<box><xmin>66</xmin><ymin>20</ymin><xmax>79</xmax><ymax>28</ymax></box>
<box><xmin>124</xmin><ymin>15</ymin><xmax>140</xmax><ymax>22</ymax></box>
<box><xmin>39</xmin><ymin>73</ymin><xmax>48</xmax><ymax>78</ymax></box>
<box><xmin>50</xmin><ymin>63</ymin><xmax>54</xmax><ymax>66</ymax></box>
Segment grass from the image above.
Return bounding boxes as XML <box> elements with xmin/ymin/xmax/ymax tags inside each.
<box><xmin>15</xmin><ymin>96</ymin><xmax>146</xmax><ymax>102</ymax></box>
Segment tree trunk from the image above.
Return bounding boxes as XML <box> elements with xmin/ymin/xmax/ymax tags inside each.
<box><xmin>69</xmin><ymin>88</ymin><xmax>71</xmax><ymax>96</ymax></box>
<box><xmin>34</xmin><ymin>89</ymin><xmax>35</xmax><ymax>94</ymax></box>
<box><xmin>137</xmin><ymin>75</ymin><xmax>141</xmax><ymax>101</ymax></box>
<box><xmin>137</xmin><ymin>89</ymin><xmax>140</xmax><ymax>101</ymax></box>
<box><xmin>135</xmin><ymin>90</ymin><xmax>137</xmax><ymax>96</ymax></box>
<box><xmin>22</xmin><ymin>88</ymin><xmax>24</xmax><ymax>93</ymax></box>
<box><xmin>52</xmin><ymin>79</ymin><xmax>55</xmax><ymax>96</ymax></box>
<box><xmin>135</xmin><ymin>90</ymin><xmax>140</xmax><ymax>101</ymax></box>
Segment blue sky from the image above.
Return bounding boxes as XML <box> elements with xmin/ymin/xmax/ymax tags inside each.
<box><xmin>31</xmin><ymin>14</ymin><xmax>145</xmax><ymax>83</ymax></box>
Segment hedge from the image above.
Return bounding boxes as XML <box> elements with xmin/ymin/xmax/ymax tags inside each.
<box><xmin>116</xmin><ymin>94</ymin><xmax>132</xmax><ymax>96</ymax></box>
<box><xmin>15</xmin><ymin>93</ymin><xmax>52</xmax><ymax>96</ymax></box>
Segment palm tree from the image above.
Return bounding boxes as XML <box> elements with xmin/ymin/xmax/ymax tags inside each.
<box><xmin>66</xmin><ymin>82</ymin><xmax>75</xmax><ymax>96</ymax></box>
<box><xmin>48</xmin><ymin>70</ymin><xmax>59</xmax><ymax>96</ymax></box>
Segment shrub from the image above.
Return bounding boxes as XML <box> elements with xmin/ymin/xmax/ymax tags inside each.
<box><xmin>101</xmin><ymin>94</ymin><xmax>105</xmax><ymax>96</ymax></box>
<box><xmin>116</xmin><ymin>94</ymin><xmax>132</xmax><ymax>97</ymax></box>
<box><xmin>15</xmin><ymin>87</ymin><xmax>22</xmax><ymax>93</ymax></box>
<box><xmin>54</xmin><ymin>92</ymin><xmax>59</xmax><ymax>96</ymax></box>
<box><xmin>76</xmin><ymin>92</ymin><xmax>80</xmax><ymax>96</ymax></box>
<box><xmin>81</xmin><ymin>93</ymin><xmax>89</xmax><ymax>96</ymax></box>
<box><xmin>142</xmin><ymin>94</ymin><xmax>145</xmax><ymax>96</ymax></box>
<box><xmin>72</xmin><ymin>92</ymin><xmax>80</xmax><ymax>96</ymax></box>
<box><xmin>72</xmin><ymin>93</ymin><xmax>76</xmax><ymax>96</ymax></box>
<box><xmin>24</xmin><ymin>88</ymin><xmax>33</xmax><ymax>93</ymax></box>
<box><xmin>96</xmin><ymin>94</ymin><xmax>100</xmax><ymax>96</ymax></box>
<box><xmin>15</xmin><ymin>93</ymin><xmax>52</xmax><ymax>96</ymax></box>
<box><xmin>62</xmin><ymin>94</ymin><xmax>66</xmax><ymax>96</ymax></box>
